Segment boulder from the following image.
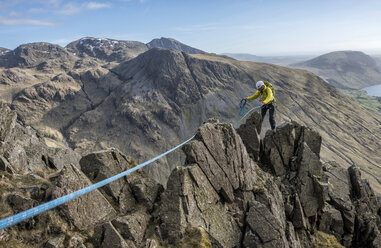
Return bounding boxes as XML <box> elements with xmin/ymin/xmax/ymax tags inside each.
<box><xmin>296</xmin><ymin>142</ymin><xmax>323</xmax><ymax>218</ymax></box>
<box><xmin>0</xmin><ymin>156</ymin><xmax>15</xmax><ymax>174</ymax></box>
<box><xmin>45</xmin><ymin>235</ymin><xmax>65</xmax><ymax>248</ymax></box>
<box><xmin>80</xmin><ymin>149</ymin><xmax>162</xmax><ymax>213</ymax></box>
<box><xmin>51</xmin><ymin>164</ymin><xmax>117</xmax><ymax>230</ymax></box>
<box><xmin>182</xmin><ymin>122</ymin><xmax>257</xmax><ymax>203</ymax></box>
<box><xmin>93</xmin><ymin>222</ymin><xmax>130</xmax><ymax>248</ymax></box>
<box><xmin>80</xmin><ymin>149</ymin><xmax>136</xmax><ymax>213</ymax></box>
<box><xmin>292</xmin><ymin>193</ymin><xmax>307</xmax><ymax>229</ymax></box>
<box><xmin>159</xmin><ymin>165</ymin><xmax>242</xmax><ymax>247</ymax></box>
<box><xmin>244</xmin><ymin>200</ymin><xmax>289</xmax><ymax>248</ymax></box>
<box><xmin>322</xmin><ymin>162</ymin><xmax>355</xmax><ymax>233</ymax></box>
<box><xmin>262</xmin><ymin>122</ymin><xmax>296</xmax><ymax>176</ymax></box>
<box><xmin>236</xmin><ymin>111</ymin><xmax>262</xmax><ymax>161</ymax></box>
<box><xmin>7</xmin><ymin>194</ymin><xmax>38</xmax><ymax>229</ymax></box>
<box><xmin>112</xmin><ymin>209</ymin><xmax>151</xmax><ymax>245</ymax></box>
<box><xmin>349</xmin><ymin>164</ymin><xmax>374</xmax><ymax>201</ymax></box>
<box><xmin>47</xmin><ymin>148</ymin><xmax>82</xmax><ymax>171</ymax></box>
<box><xmin>318</xmin><ymin>204</ymin><xmax>344</xmax><ymax>241</ymax></box>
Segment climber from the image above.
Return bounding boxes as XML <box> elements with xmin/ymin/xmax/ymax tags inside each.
<box><xmin>244</xmin><ymin>80</ymin><xmax>276</xmax><ymax>130</ymax></box>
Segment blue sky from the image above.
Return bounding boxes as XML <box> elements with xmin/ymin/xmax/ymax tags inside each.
<box><xmin>1</xmin><ymin>0</ymin><xmax>381</xmax><ymax>56</ymax></box>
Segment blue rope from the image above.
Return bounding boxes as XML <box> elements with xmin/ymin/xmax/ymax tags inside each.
<box><xmin>239</xmin><ymin>99</ymin><xmax>247</xmax><ymax>116</ymax></box>
<box><xmin>0</xmin><ymin>135</ymin><xmax>195</xmax><ymax>230</ymax></box>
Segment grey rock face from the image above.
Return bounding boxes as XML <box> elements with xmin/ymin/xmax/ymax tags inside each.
<box><xmin>160</xmin><ymin>122</ymin><xmax>295</xmax><ymax>247</ymax></box>
<box><xmin>7</xmin><ymin>194</ymin><xmax>38</xmax><ymax>229</ymax></box>
<box><xmin>236</xmin><ymin>111</ymin><xmax>262</xmax><ymax>161</ymax></box>
<box><xmin>0</xmin><ymin>102</ymin><xmax>17</xmax><ymax>143</ymax></box>
<box><xmin>183</xmin><ymin>122</ymin><xmax>257</xmax><ymax>202</ymax></box>
<box><xmin>93</xmin><ymin>222</ymin><xmax>130</xmax><ymax>248</ymax></box>
<box><xmin>112</xmin><ymin>210</ymin><xmax>151</xmax><ymax>245</ymax></box>
<box><xmin>51</xmin><ymin>163</ymin><xmax>117</xmax><ymax>230</ymax></box>
<box><xmin>244</xmin><ymin>201</ymin><xmax>289</xmax><ymax>248</ymax></box>
<box><xmin>160</xmin><ymin>165</ymin><xmax>242</xmax><ymax>247</ymax></box>
<box><xmin>80</xmin><ymin>149</ymin><xmax>162</xmax><ymax>213</ymax></box>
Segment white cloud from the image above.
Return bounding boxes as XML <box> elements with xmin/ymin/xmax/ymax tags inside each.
<box><xmin>0</xmin><ymin>16</ymin><xmax>56</xmax><ymax>26</ymax></box>
<box><xmin>57</xmin><ymin>3</ymin><xmax>81</xmax><ymax>15</ymax></box>
<box><xmin>86</xmin><ymin>2</ymin><xmax>111</xmax><ymax>9</ymax></box>
<box><xmin>57</xmin><ymin>2</ymin><xmax>111</xmax><ymax>15</ymax></box>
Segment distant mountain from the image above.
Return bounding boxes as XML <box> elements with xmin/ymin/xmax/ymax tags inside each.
<box><xmin>0</xmin><ymin>42</ymin><xmax>76</xmax><ymax>69</ymax></box>
<box><xmin>292</xmin><ymin>51</ymin><xmax>381</xmax><ymax>89</ymax></box>
<box><xmin>66</xmin><ymin>37</ymin><xmax>148</xmax><ymax>62</ymax></box>
<box><xmin>222</xmin><ymin>53</ymin><xmax>313</xmax><ymax>66</ymax></box>
<box><xmin>147</xmin><ymin>37</ymin><xmax>205</xmax><ymax>54</ymax></box>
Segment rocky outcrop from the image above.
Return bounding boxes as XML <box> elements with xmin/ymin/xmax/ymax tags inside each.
<box><xmin>51</xmin><ymin>163</ymin><xmax>117</xmax><ymax>230</ymax></box>
<box><xmin>1</xmin><ymin>102</ymin><xmax>380</xmax><ymax>247</ymax></box>
<box><xmin>237</xmin><ymin>116</ymin><xmax>381</xmax><ymax>247</ymax></box>
<box><xmin>236</xmin><ymin>111</ymin><xmax>262</xmax><ymax>161</ymax></box>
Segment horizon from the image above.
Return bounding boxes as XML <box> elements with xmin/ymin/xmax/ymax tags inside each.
<box><xmin>1</xmin><ymin>0</ymin><xmax>381</xmax><ymax>56</ymax></box>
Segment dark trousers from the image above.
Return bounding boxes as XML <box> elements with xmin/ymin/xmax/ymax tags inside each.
<box><xmin>261</xmin><ymin>103</ymin><xmax>276</xmax><ymax>130</ymax></box>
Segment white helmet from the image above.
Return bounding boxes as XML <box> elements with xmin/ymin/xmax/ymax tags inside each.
<box><xmin>256</xmin><ymin>81</ymin><xmax>264</xmax><ymax>89</ymax></box>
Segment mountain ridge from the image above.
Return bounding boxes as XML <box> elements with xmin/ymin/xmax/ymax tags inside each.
<box><xmin>1</xmin><ymin>103</ymin><xmax>380</xmax><ymax>247</ymax></box>
<box><xmin>0</xmin><ymin>38</ymin><xmax>380</xmax><ymax>193</ymax></box>
<box><xmin>292</xmin><ymin>50</ymin><xmax>381</xmax><ymax>89</ymax></box>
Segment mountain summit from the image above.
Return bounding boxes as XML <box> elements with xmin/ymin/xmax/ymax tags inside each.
<box><xmin>66</xmin><ymin>37</ymin><xmax>148</xmax><ymax>62</ymax></box>
<box><xmin>147</xmin><ymin>37</ymin><xmax>205</xmax><ymax>54</ymax></box>
<box><xmin>292</xmin><ymin>51</ymin><xmax>381</xmax><ymax>89</ymax></box>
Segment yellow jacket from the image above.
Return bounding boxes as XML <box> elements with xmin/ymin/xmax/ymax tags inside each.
<box><xmin>247</xmin><ymin>86</ymin><xmax>274</xmax><ymax>104</ymax></box>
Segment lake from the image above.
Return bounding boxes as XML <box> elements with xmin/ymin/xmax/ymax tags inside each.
<box><xmin>363</xmin><ymin>84</ymin><xmax>381</xmax><ymax>97</ymax></box>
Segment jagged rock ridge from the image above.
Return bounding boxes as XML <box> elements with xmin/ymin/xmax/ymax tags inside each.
<box><xmin>1</xmin><ymin>104</ymin><xmax>381</xmax><ymax>247</ymax></box>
